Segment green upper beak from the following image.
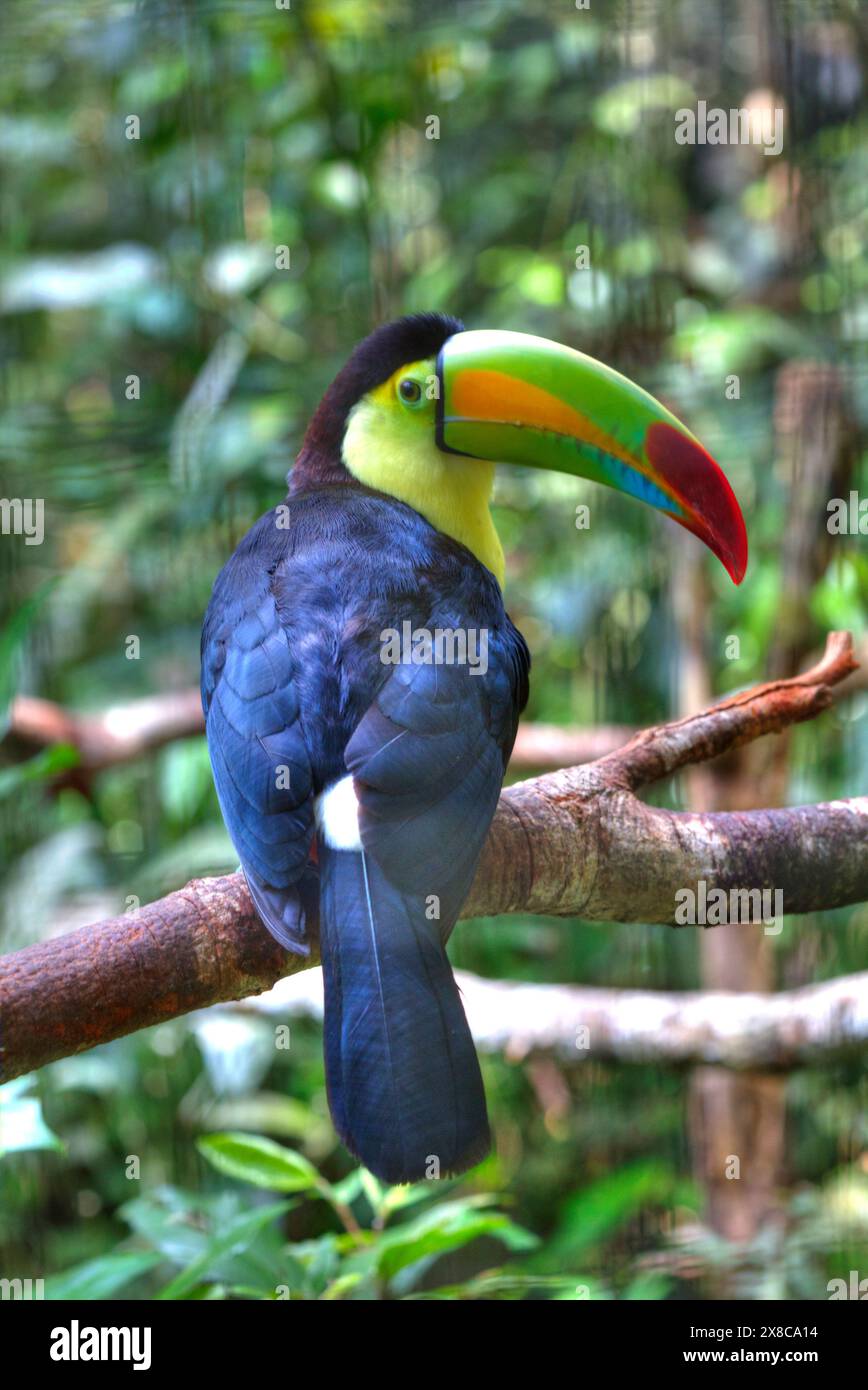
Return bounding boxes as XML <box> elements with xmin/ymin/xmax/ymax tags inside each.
<box><xmin>435</xmin><ymin>329</ymin><xmax>747</xmax><ymax>584</ymax></box>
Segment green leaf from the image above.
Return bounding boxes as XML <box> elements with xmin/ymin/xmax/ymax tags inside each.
<box><xmin>45</xmin><ymin>1252</ymin><xmax>162</xmax><ymax>1301</ymax></box>
<box><xmin>378</xmin><ymin>1178</ymin><xmax>439</xmax><ymax>1222</ymax></box>
<box><xmin>329</xmin><ymin>1170</ymin><xmax>366</xmax><ymax>1207</ymax></box>
<box><xmin>197</xmin><ymin>1132</ymin><xmax>320</xmax><ymax>1193</ymax></box>
<box><xmin>119</xmin><ymin>1186</ymin><xmax>299</xmax><ymax>1300</ymax></box>
<box><xmin>409</xmin><ymin>1272</ymin><xmax>602</xmax><ymax>1301</ymax></box>
<box><xmin>321</xmin><ymin>1272</ymin><xmax>365</xmax><ymax>1300</ymax></box>
<box><xmin>623</xmin><ymin>1271</ymin><xmax>671</xmax><ymax>1300</ymax></box>
<box><xmin>359</xmin><ymin>1167</ymin><xmax>384</xmax><ymax>1214</ymax></box>
<box><xmin>157</xmin><ymin>1200</ymin><xmax>290</xmax><ymax>1300</ymax></box>
<box><xmin>159</xmin><ymin>736</ymin><xmax>214</xmax><ymax>824</ymax></box>
<box><xmin>287</xmin><ymin>1233</ymin><xmax>345</xmax><ymax>1298</ymax></box>
<box><xmin>204</xmin><ymin>1092</ymin><xmax>330</xmax><ymax>1146</ymax></box>
<box><xmin>551</xmin><ymin>1161</ymin><xmax>677</xmax><ymax>1260</ymax></box>
<box><xmin>0</xmin><ymin>743</ymin><xmax>79</xmax><ymax>801</ymax></box>
<box><xmin>119</xmin><ymin>1187</ymin><xmax>210</xmax><ymax>1264</ymax></box>
<box><xmin>372</xmin><ymin>1198</ymin><xmax>537</xmax><ymax>1283</ymax></box>
<box><xmin>221</xmin><ymin>1284</ymin><xmax>275</xmax><ymax>1300</ymax></box>
<box><xmin>593</xmin><ymin>74</ymin><xmax>694</xmax><ymax>136</ymax></box>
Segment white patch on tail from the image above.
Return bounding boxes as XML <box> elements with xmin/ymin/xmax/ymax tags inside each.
<box><xmin>315</xmin><ymin>775</ymin><xmax>362</xmax><ymax>850</ymax></box>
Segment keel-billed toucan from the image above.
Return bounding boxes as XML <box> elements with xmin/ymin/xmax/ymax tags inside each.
<box><xmin>201</xmin><ymin>314</ymin><xmax>747</xmax><ymax>1184</ymax></box>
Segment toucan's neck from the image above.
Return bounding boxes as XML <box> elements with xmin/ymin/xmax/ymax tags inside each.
<box><xmin>289</xmin><ymin>349</ymin><xmax>505</xmax><ymax>584</ymax></box>
<box><xmin>289</xmin><ymin>447</ymin><xmax>348</xmax><ymax>493</ymax></box>
<box><xmin>340</xmin><ymin>401</ymin><xmax>505</xmax><ymax>586</ymax></box>
<box><xmin>291</xmin><ymin>413</ymin><xmax>352</xmax><ymax>493</ymax></box>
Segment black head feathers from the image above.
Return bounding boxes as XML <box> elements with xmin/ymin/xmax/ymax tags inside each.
<box><xmin>292</xmin><ymin>313</ymin><xmax>464</xmax><ymax>490</ymax></box>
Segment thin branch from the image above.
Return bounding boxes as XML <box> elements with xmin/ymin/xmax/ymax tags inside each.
<box><xmin>7</xmin><ymin>633</ymin><xmax>864</xmax><ymax>777</ymax></box>
<box><xmin>597</xmin><ymin>630</ymin><xmax>857</xmax><ymax>793</ymax></box>
<box><xmin>237</xmin><ymin>967</ymin><xmax>868</xmax><ymax>1070</ymax></box>
<box><xmin>5</xmin><ymin>692</ymin><xmax>630</xmax><ymax>774</ymax></box>
<box><xmin>7</xmin><ymin>690</ymin><xmax>205</xmax><ymax>773</ymax></box>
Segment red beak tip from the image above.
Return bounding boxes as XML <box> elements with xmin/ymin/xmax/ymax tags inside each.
<box><xmin>645</xmin><ymin>421</ymin><xmax>748</xmax><ymax>586</ymax></box>
<box><xmin>726</xmin><ymin>552</ymin><xmax>748</xmax><ymax>586</ymax></box>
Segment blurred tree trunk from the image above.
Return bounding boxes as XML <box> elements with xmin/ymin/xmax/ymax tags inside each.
<box><xmin>676</xmin><ymin>552</ymin><xmax>784</xmax><ymax>1250</ymax></box>
<box><xmin>680</xmin><ymin>363</ymin><xmax>852</xmax><ymax>1262</ymax></box>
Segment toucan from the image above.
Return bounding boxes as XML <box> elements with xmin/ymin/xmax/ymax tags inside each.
<box><xmin>201</xmin><ymin>313</ymin><xmax>747</xmax><ymax>1184</ymax></box>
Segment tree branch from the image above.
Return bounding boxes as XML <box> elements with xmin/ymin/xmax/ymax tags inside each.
<box><xmin>463</xmin><ymin>631</ymin><xmax>863</xmax><ymax>921</ymax></box>
<box><xmin>7</xmin><ymin>690</ymin><xmax>206</xmax><ymax>774</ymax></box>
<box><xmin>7</xmin><ymin>633</ymin><xmax>865</xmax><ymax>776</ymax></box>
<box><xmin>1</xmin><ymin>632</ymin><xmax>864</xmax><ymax>1083</ymax></box>
<box><xmin>6</xmin><ymin>690</ymin><xmax>631</xmax><ymax>775</ymax></box>
<box><xmin>236</xmin><ymin>967</ymin><xmax>868</xmax><ymax>1070</ymax></box>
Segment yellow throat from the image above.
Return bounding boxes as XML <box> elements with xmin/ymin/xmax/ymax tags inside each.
<box><xmin>341</xmin><ymin>358</ymin><xmax>505</xmax><ymax>587</ymax></box>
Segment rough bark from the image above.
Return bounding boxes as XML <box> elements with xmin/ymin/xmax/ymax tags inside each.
<box><xmin>1</xmin><ymin>633</ymin><xmax>863</xmax><ymax>1083</ymax></box>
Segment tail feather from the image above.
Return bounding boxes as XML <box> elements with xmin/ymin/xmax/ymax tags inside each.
<box><xmin>318</xmin><ymin>845</ymin><xmax>489</xmax><ymax>1184</ymax></box>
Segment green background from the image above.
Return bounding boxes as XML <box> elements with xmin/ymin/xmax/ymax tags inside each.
<box><xmin>0</xmin><ymin>0</ymin><xmax>866</xmax><ymax>1299</ymax></box>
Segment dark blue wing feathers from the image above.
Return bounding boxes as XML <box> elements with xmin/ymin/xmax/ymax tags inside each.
<box><xmin>202</xmin><ymin>557</ymin><xmax>315</xmax><ymax>953</ymax></box>
<box><xmin>345</xmin><ymin>630</ymin><xmax>526</xmax><ymax>926</ymax></box>
<box><xmin>202</xmin><ymin>486</ymin><xmax>529</xmax><ymax>1176</ymax></box>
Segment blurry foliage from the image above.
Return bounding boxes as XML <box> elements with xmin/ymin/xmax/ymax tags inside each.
<box><xmin>0</xmin><ymin>0</ymin><xmax>866</xmax><ymax>1298</ymax></box>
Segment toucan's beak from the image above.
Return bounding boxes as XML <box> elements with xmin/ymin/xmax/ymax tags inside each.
<box><xmin>436</xmin><ymin>329</ymin><xmax>747</xmax><ymax>584</ymax></box>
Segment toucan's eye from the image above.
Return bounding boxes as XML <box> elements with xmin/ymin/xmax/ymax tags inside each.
<box><xmin>398</xmin><ymin>377</ymin><xmax>423</xmax><ymax>404</ymax></box>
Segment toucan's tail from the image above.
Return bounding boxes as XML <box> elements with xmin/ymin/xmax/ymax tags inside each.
<box><xmin>318</xmin><ymin>845</ymin><xmax>490</xmax><ymax>1185</ymax></box>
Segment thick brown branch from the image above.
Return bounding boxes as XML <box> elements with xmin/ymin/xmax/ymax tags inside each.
<box><xmin>464</xmin><ymin>793</ymin><xmax>868</xmax><ymax>921</ymax></box>
<box><xmin>1</xmin><ymin>633</ymin><xmax>864</xmax><ymax>1083</ymax></box>
<box><xmin>0</xmin><ymin>874</ymin><xmax>292</xmax><ymax>1083</ymax></box>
